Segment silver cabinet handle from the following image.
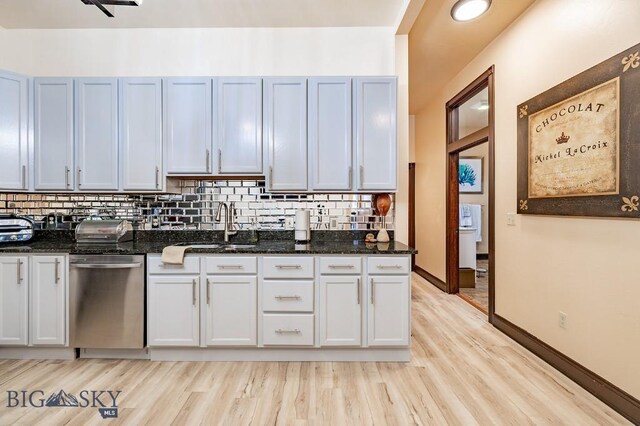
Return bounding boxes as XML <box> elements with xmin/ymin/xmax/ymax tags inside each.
<box><xmin>275</xmin><ymin>265</ymin><xmax>301</xmax><ymax>269</ymax></box>
<box><xmin>268</xmin><ymin>166</ymin><xmax>273</xmax><ymax>190</ymax></box>
<box><xmin>218</xmin><ymin>149</ymin><xmax>222</xmax><ymax>174</ymax></box>
<box><xmin>17</xmin><ymin>260</ymin><xmax>22</xmax><ymax>283</ymax></box>
<box><xmin>370</xmin><ymin>278</ymin><xmax>375</xmax><ymax>305</ymax></box>
<box><xmin>377</xmin><ymin>265</ymin><xmax>402</xmax><ymax>270</ymax></box>
<box><xmin>275</xmin><ymin>329</ymin><xmax>301</xmax><ymax>334</ymax></box>
<box><xmin>65</xmin><ymin>166</ymin><xmax>70</xmax><ymax>189</ymax></box>
<box><xmin>155</xmin><ymin>167</ymin><xmax>160</xmax><ymax>189</ymax></box>
<box><xmin>206</xmin><ymin>278</ymin><xmax>210</xmax><ymax>305</ymax></box>
<box><xmin>192</xmin><ymin>279</ymin><xmax>197</xmax><ymax>306</ymax></box>
<box><xmin>328</xmin><ymin>265</ymin><xmax>354</xmax><ymax>269</ymax></box>
<box><xmin>217</xmin><ymin>265</ymin><xmax>243</xmax><ymax>269</ymax></box>
<box><xmin>54</xmin><ymin>258</ymin><xmax>60</xmax><ymax>284</ymax></box>
<box><xmin>275</xmin><ymin>295</ymin><xmax>301</xmax><ymax>300</ymax></box>
<box><xmin>206</xmin><ymin>149</ymin><xmax>210</xmax><ymax>173</ymax></box>
<box><xmin>357</xmin><ymin>277</ymin><xmax>360</xmax><ymax>304</ymax></box>
<box><xmin>348</xmin><ymin>166</ymin><xmax>353</xmax><ymax>190</ymax></box>
<box><xmin>22</xmin><ymin>165</ymin><xmax>26</xmax><ymax>189</ymax></box>
<box><xmin>359</xmin><ymin>165</ymin><xmax>364</xmax><ymax>189</ymax></box>
<box><xmin>77</xmin><ymin>168</ymin><xmax>82</xmax><ymax>187</ymax></box>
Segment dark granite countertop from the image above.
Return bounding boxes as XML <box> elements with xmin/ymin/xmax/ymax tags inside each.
<box><xmin>0</xmin><ymin>230</ymin><xmax>417</xmax><ymax>255</ymax></box>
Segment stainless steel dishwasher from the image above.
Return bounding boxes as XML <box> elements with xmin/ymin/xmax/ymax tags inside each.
<box><xmin>69</xmin><ymin>254</ymin><xmax>145</xmax><ymax>349</ymax></box>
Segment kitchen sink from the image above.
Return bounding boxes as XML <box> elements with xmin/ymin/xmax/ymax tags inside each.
<box><xmin>224</xmin><ymin>244</ymin><xmax>256</xmax><ymax>250</ymax></box>
<box><xmin>172</xmin><ymin>242</ymin><xmax>255</xmax><ymax>250</ymax></box>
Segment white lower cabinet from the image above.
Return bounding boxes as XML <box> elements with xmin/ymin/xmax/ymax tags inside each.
<box><xmin>0</xmin><ymin>256</ymin><xmax>29</xmax><ymax>346</ymax></box>
<box><xmin>262</xmin><ymin>313</ymin><xmax>314</xmax><ymax>346</ymax></box>
<box><xmin>319</xmin><ymin>275</ymin><xmax>362</xmax><ymax>347</ymax></box>
<box><xmin>367</xmin><ymin>275</ymin><xmax>410</xmax><ymax>347</ymax></box>
<box><xmin>30</xmin><ymin>256</ymin><xmax>66</xmax><ymax>346</ymax></box>
<box><xmin>148</xmin><ymin>275</ymin><xmax>200</xmax><ymax>347</ymax></box>
<box><xmin>0</xmin><ymin>255</ymin><xmax>68</xmax><ymax>348</ymax></box>
<box><xmin>204</xmin><ymin>275</ymin><xmax>257</xmax><ymax>346</ymax></box>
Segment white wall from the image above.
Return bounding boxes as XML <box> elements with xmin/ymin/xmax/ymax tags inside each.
<box><xmin>414</xmin><ymin>0</ymin><xmax>640</xmax><ymax>397</ymax></box>
<box><xmin>0</xmin><ymin>26</ymin><xmax>409</xmax><ymax>242</ymax></box>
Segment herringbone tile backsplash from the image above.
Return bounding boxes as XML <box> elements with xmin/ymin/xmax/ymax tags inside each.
<box><xmin>0</xmin><ymin>180</ymin><xmax>394</xmax><ymax>231</ymax></box>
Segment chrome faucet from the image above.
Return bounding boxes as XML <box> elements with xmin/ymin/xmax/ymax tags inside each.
<box><xmin>215</xmin><ymin>202</ymin><xmax>238</xmax><ymax>242</ymax></box>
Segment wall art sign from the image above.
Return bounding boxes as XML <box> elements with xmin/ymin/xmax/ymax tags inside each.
<box><xmin>517</xmin><ymin>43</ymin><xmax>640</xmax><ymax>218</ymax></box>
<box><xmin>459</xmin><ymin>157</ymin><xmax>483</xmax><ymax>193</ymax></box>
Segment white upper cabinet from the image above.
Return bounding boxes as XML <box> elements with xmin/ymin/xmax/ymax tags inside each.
<box><xmin>216</xmin><ymin>78</ymin><xmax>262</xmax><ymax>175</ymax></box>
<box><xmin>308</xmin><ymin>78</ymin><xmax>353</xmax><ymax>191</ymax></box>
<box><xmin>0</xmin><ymin>71</ymin><xmax>29</xmax><ymax>191</ymax></box>
<box><xmin>164</xmin><ymin>78</ymin><xmax>213</xmax><ymax>174</ymax></box>
<box><xmin>354</xmin><ymin>77</ymin><xmax>397</xmax><ymax>192</ymax></box>
<box><xmin>264</xmin><ymin>78</ymin><xmax>308</xmax><ymax>191</ymax></box>
<box><xmin>120</xmin><ymin>78</ymin><xmax>163</xmax><ymax>191</ymax></box>
<box><xmin>34</xmin><ymin>78</ymin><xmax>75</xmax><ymax>191</ymax></box>
<box><xmin>0</xmin><ymin>256</ymin><xmax>28</xmax><ymax>346</ymax></box>
<box><xmin>76</xmin><ymin>78</ymin><xmax>119</xmax><ymax>191</ymax></box>
<box><xmin>30</xmin><ymin>256</ymin><xmax>66</xmax><ymax>346</ymax></box>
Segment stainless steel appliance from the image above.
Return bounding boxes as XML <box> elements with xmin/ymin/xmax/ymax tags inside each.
<box><xmin>70</xmin><ymin>219</ymin><xmax>143</xmax><ymax>349</ymax></box>
<box><xmin>0</xmin><ymin>214</ymin><xmax>34</xmax><ymax>243</ymax></box>
<box><xmin>69</xmin><ymin>255</ymin><xmax>145</xmax><ymax>349</ymax></box>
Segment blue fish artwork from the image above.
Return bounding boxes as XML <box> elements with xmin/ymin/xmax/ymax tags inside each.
<box><xmin>458</xmin><ymin>163</ymin><xmax>477</xmax><ymax>187</ymax></box>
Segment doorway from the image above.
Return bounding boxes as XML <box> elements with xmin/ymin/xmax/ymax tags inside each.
<box><xmin>445</xmin><ymin>67</ymin><xmax>495</xmax><ymax>322</ymax></box>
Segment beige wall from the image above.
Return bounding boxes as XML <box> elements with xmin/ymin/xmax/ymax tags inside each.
<box><xmin>459</xmin><ymin>143</ymin><xmax>489</xmax><ymax>254</ymax></box>
<box><xmin>0</xmin><ymin>26</ymin><xmax>410</xmax><ymax>242</ymax></box>
<box><xmin>413</xmin><ymin>0</ymin><xmax>640</xmax><ymax>397</ymax></box>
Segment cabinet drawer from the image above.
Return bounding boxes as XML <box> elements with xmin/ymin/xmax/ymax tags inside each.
<box><xmin>262</xmin><ymin>314</ymin><xmax>314</xmax><ymax>346</ymax></box>
<box><xmin>148</xmin><ymin>255</ymin><xmax>200</xmax><ymax>275</ymax></box>
<box><xmin>367</xmin><ymin>257</ymin><xmax>410</xmax><ymax>275</ymax></box>
<box><xmin>263</xmin><ymin>257</ymin><xmax>314</xmax><ymax>279</ymax></box>
<box><xmin>320</xmin><ymin>257</ymin><xmax>362</xmax><ymax>275</ymax></box>
<box><xmin>262</xmin><ymin>280</ymin><xmax>314</xmax><ymax>313</ymax></box>
<box><xmin>205</xmin><ymin>256</ymin><xmax>257</xmax><ymax>274</ymax></box>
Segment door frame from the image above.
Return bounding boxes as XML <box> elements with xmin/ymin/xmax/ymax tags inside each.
<box><xmin>445</xmin><ymin>66</ymin><xmax>495</xmax><ymax>322</ymax></box>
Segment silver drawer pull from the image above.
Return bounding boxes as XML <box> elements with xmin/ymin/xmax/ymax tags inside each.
<box><xmin>377</xmin><ymin>265</ymin><xmax>402</xmax><ymax>269</ymax></box>
<box><xmin>275</xmin><ymin>295</ymin><xmax>301</xmax><ymax>300</ymax></box>
<box><xmin>275</xmin><ymin>265</ymin><xmax>302</xmax><ymax>269</ymax></box>
<box><xmin>328</xmin><ymin>265</ymin><xmax>354</xmax><ymax>269</ymax></box>
<box><xmin>217</xmin><ymin>265</ymin><xmax>243</xmax><ymax>269</ymax></box>
<box><xmin>275</xmin><ymin>329</ymin><xmax>301</xmax><ymax>334</ymax></box>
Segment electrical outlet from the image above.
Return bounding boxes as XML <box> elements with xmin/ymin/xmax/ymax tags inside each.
<box><xmin>506</xmin><ymin>212</ymin><xmax>516</xmax><ymax>226</ymax></box>
<box><xmin>285</xmin><ymin>217</ymin><xmax>294</xmax><ymax>229</ymax></box>
<box><xmin>329</xmin><ymin>218</ymin><xmax>338</xmax><ymax>229</ymax></box>
<box><xmin>558</xmin><ymin>311</ymin><xmax>568</xmax><ymax>329</ymax></box>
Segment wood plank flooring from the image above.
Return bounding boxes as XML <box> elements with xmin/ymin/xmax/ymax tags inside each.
<box><xmin>0</xmin><ymin>273</ymin><xmax>629</xmax><ymax>425</ymax></box>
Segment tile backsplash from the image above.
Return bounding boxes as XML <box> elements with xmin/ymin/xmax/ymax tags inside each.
<box><xmin>0</xmin><ymin>180</ymin><xmax>394</xmax><ymax>231</ymax></box>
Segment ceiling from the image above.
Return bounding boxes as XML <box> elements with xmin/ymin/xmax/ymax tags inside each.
<box><xmin>0</xmin><ymin>0</ymin><xmax>406</xmax><ymax>29</ymax></box>
<box><xmin>409</xmin><ymin>0</ymin><xmax>536</xmax><ymax>113</ymax></box>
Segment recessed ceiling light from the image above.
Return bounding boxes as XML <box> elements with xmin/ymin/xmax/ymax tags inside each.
<box><xmin>451</xmin><ymin>0</ymin><xmax>492</xmax><ymax>22</ymax></box>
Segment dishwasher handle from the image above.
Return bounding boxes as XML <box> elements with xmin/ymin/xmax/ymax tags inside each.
<box><xmin>70</xmin><ymin>262</ymin><xmax>142</xmax><ymax>269</ymax></box>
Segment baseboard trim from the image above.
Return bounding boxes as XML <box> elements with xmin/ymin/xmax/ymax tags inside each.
<box><xmin>0</xmin><ymin>348</ymin><xmax>76</xmax><ymax>360</ymax></box>
<box><xmin>414</xmin><ymin>265</ymin><xmax>446</xmax><ymax>292</ymax></box>
<box><xmin>492</xmin><ymin>314</ymin><xmax>640</xmax><ymax>424</ymax></box>
<box><xmin>149</xmin><ymin>348</ymin><xmax>411</xmax><ymax>362</ymax></box>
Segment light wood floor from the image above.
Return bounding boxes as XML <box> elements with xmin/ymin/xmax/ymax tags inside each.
<box><xmin>0</xmin><ymin>273</ymin><xmax>629</xmax><ymax>425</ymax></box>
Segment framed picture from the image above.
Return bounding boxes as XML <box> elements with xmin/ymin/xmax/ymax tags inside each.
<box><xmin>459</xmin><ymin>157</ymin><xmax>483</xmax><ymax>193</ymax></box>
<box><xmin>517</xmin><ymin>42</ymin><xmax>640</xmax><ymax>218</ymax></box>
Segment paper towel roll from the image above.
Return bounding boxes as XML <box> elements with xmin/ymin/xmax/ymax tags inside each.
<box><xmin>295</xmin><ymin>210</ymin><xmax>310</xmax><ymax>231</ymax></box>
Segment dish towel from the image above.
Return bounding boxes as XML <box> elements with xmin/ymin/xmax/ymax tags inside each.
<box><xmin>469</xmin><ymin>204</ymin><xmax>482</xmax><ymax>242</ymax></box>
<box><xmin>161</xmin><ymin>245</ymin><xmax>192</xmax><ymax>265</ymax></box>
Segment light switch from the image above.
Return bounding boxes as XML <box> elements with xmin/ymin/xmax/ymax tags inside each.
<box><xmin>506</xmin><ymin>212</ymin><xmax>516</xmax><ymax>226</ymax></box>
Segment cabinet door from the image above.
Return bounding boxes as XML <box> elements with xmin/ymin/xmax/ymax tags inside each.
<box><xmin>0</xmin><ymin>257</ymin><xmax>28</xmax><ymax>346</ymax></box>
<box><xmin>204</xmin><ymin>275</ymin><xmax>257</xmax><ymax>346</ymax></box>
<box><xmin>0</xmin><ymin>72</ymin><xmax>28</xmax><ymax>190</ymax></box>
<box><xmin>30</xmin><ymin>256</ymin><xmax>66</xmax><ymax>346</ymax></box>
<box><xmin>264</xmin><ymin>78</ymin><xmax>307</xmax><ymax>191</ymax></box>
<box><xmin>34</xmin><ymin>78</ymin><xmax>75</xmax><ymax>191</ymax></box>
<box><xmin>148</xmin><ymin>276</ymin><xmax>199</xmax><ymax>347</ymax></box>
<box><xmin>76</xmin><ymin>78</ymin><xmax>119</xmax><ymax>190</ymax></box>
<box><xmin>120</xmin><ymin>78</ymin><xmax>163</xmax><ymax>191</ymax></box>
<box><xmin>164</xmin><ymin>78</ymin><xmax>212</xmax><ymax>174</ymax></box>
<box><xmin>309</xmin><ymin>78</ymin><xmax>353</xmax><ymax>191</ymax></box>
<box><xmin>216</xmin><ymin>78</ymin><xmax>262</xmax><ymax>174</ymax></box>
<box><xmin>354</xmin><ymin>77</ymin><xmax>397</xmax><ymax>191</ymax></box>
<box><xmin>319</xmin><ymin>275</ymin><xmax>361</xmax><ymax>346</ymax></box>
<box><xmin>367</xmin><ymin>275</ymin><xmax>409</xmax><ymax>347</ymax></box>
